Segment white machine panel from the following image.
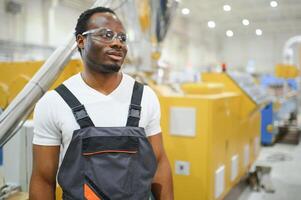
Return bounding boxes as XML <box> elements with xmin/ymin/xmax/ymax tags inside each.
<box><xmin>254</xmin><ymin>136</ymin><xmax>260</xmax><ymax>156</ymax></box>
<box><xmin>3</xmin><ymin>121</ymin><xmax>34</xmax><ymax>192</ymax></box>
<box><xmin>175</xmin><ymin>160</ymin><xmax>190</xmax><ymax>176</ymax></box>
<box><xmin>170</xmin><ymin>107</ymin><xmax>196</xmax><ymax>137</ymax></box>
<box><xmin>231</xmin><ymin>155</ymin><xmax>239</xmax><ymax>181</ymax></box>
<box><xmin>244</xmin><ymin>144</ymin><xmax>250</xmax><ymax>167</ymax></box>
<box><xmin>215</xmin><ymin>165</ymin><xmax>225</xmax><ymax>198</ymax></box>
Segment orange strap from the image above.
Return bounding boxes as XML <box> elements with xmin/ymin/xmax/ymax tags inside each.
<box><xmin>84</xmin><ymin>184</ymin><xmax>101</xmax><ymax>200</ymax></box>
<box><xmin>83</xmin><ymin>150</ymin><xmax>138</xmax><ymax>156</ymax></box>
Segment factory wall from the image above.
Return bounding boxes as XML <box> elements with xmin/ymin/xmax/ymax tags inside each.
<box><xmin>161</xmin><ymin>16</ymin><xmax>221</xmax><ymax>71</ymax></box>
<box><xmin>1</xmin><ymin>0</ymin><xmax>300</xmax><ymax>72</ymax></box>
<box><xmin>1</xmin><ymin>0</ymin><xmax>42</xmax><ymax>44</ymax></box>
<box><xmin>0</xmin><ymin>0</ymin><xmax>83</xmax><ymax>61</ymax></box>
<box><xmin>161</xmin><ymin>12</ymin><xmax>301</xmax><ymax>74</ymax></box>
<box><xmin>220</xmin><ymin>31</ymin><xmax>301</xmax><ymax>73</ymax></box>
<box><xmin>0</xmin><ymin>0</ymin><xmax>83</xmax><ymax>46</ymax></box>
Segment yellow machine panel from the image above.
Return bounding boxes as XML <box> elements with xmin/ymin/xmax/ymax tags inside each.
<box><xmin>160</xmin><ymin>90</ymin><xmax>241</xmax><ymax>200</ymax></box>
<box><xmin>0</xmin><ymin>59</ymin><xmax>83</xmax><ymax>110</ymax></box>
<box><xmin>181</xmin><ymin>83</ymin><xmax>224</xmax><ymax>95</ymax></box>
<box><xmin>157</xmin><ymin>73</ymin><xmax>264</xmax><ymax>200</ymax></box>
<box><xmin>202</xmin><ymin>72</ymin><xmax>262</xmax><ymax>181</ymax></box>
<box><xmin>275</xmin><ymin>64</ymin><xmax>299</xmax><ymax>78</ymax></box>
<box><xmin>0</xmin><ymin>60</ymin><xmax>83</xmax><ymax>199</ymax></box>
<box><xmin>202</xmin><ymin>73</ymin><xmax>258</xmax><ymax>118</ymax></box>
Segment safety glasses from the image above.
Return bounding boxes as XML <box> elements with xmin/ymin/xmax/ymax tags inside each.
<box><xmin>82</xmin><ymin>28</ymin><xmax>127</xmax><ymax>44</ymax></box>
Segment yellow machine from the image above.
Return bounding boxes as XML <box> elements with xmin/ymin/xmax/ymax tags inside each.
<box><xmin>0</xmin><ymin>59</ymin><xmax>83</xmax><ymax>111</ymax></box>
<box><xmin>202</xmin><ymin>73</ymin><xmax>263</xmax><ymax>163</ymax></box>
<box><xmin>159</xmin><ymin>82</ymin><xmax>240</xmax><ymax>200</ymax></box>
<box><xmin>158</xmin><ymin>72</ymin><xmax>266</xmax><ymax>200</ymax></box>
<box><xmin>202</xmin><ymin>73</ymin><xmax>265</xmax><ymax>175</ymax></box>
<box><xmin>275</xmin><ymin>64</ymin><xmax>299</xmax><ymax>78</ymax></box>
<box><xmin>0</xmin><ymin>60</ymin><xmax>83</xmax><ymax>199</ymax></box>
<box><xmin>1</xmin><ymin>60</ymin><xmax>265</xmax><ymax>200</ymax></box>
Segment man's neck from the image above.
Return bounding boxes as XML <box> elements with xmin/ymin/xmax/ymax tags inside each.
<box><xmin>81</xmin><ymin>68</ymin><xmax>123</xmax><ymax>95</ymax></box>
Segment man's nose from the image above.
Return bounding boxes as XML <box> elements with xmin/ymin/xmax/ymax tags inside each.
<box><xmin>109</xmin><ymin>38</ymin><xmax>124</xmax><ymax>49</ymax></box>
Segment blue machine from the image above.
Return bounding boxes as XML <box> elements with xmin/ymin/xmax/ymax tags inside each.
<box><xmin>261</xmin><ymin>103</ymin><xmax>275</xmax><ymax>145</ymax></box>
<box><xmin>260</xmin><ymin>75</ymin><xmax>279</xmax><ymax>145</ymax></box>
<box><xmin>260</xmin><ymin>75</ymin><xmax>298</xmax><ymax>145</ymax></box>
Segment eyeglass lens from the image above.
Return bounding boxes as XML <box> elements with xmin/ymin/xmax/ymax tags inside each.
<box><xmin>94</xmin><ymin>29</ymin><xmax>127</xmax><ymax>43</ymax></box>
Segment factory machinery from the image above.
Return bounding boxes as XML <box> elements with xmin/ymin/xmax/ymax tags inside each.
<box><xmin>260</xmin><ymin>64</ymin><xmax>300</xmax><ymax>145</ymax></box>
<box><xmin>0</xmin><ymin>60</ymin><xmax>83</xmax><ymax>111</ymax></box>
<box><xmin>151</xmin><ymin>64</ymin><xmax>299</xmax><ymax>199</ymax></box>
<box><xmin>1</xmin><ymin>60</ymin><xmax>298</xmax><ymax>200</ymax></box>
<box><xmin>0</xmin><ymin>60</ymin><xmax>82</xmax><ymax>197</ymax></box>
<box><xmin>150</xmin><ymin>71</ymin><xmax>268</xmax><ymax>200</ymax></box>
<box><xmin>0</xmin><ymin>59</ymin><xmax>268</xmax><ymax>200</ymax></box>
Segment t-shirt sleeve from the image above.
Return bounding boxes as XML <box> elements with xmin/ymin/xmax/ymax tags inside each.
<box><xmin>143</xmin><ymin>86</ymin><xmax>161</xmax><ymax>137</ymax></box>
<box><xmin>32</xmin><ymin>91</ymin><xmax>62</xmax><ymax>146</ymax></box>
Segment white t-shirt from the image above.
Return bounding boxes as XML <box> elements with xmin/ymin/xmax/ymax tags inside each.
<box><xmin>33</xmin><ymin>73</ymin><xmax>161</xmax><ymax>159</ymax></box>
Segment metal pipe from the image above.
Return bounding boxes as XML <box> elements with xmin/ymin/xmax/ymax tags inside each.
<box><xmin>282</xmin><ymin>35</ymin><xmax>301</xmax><ymax>64</ymax></box>
<box><xmin>0</xmin><ymin>0</ymin><xmax>111</xmax><ymax>147</ymax></box>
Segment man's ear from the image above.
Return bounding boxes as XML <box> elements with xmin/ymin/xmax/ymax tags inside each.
<box><xmin>76</xmin><ymin>34</ymin><xmax>85</xmax><ymax>50</ymax></box>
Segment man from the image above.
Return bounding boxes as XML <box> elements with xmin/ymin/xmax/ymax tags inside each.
<box><xmin>29</xmin><ymin>6</ymin><xmax>173</xmax><ymax>200</ymax></box>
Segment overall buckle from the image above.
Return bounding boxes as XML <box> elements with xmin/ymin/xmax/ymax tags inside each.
<box><xmin>128</xmin><ymin>104</ymin><xmax>141</xmax><ymax>119</ymax></box>
<box><xmin>72</xmin><ymin>105</ymin><xmax>89</xmax><ymax>121</ymax></box>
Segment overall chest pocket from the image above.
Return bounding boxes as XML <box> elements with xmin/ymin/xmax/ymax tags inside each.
<box><xmin>82</xmin><ymin>136</ymin><xmax>139</xmax><ymax>199</ymax></box>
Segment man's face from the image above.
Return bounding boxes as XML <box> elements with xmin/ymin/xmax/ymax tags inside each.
<box><xmin>78</xmin><ymin>12</ymin><xmax>128</xmax><ymax>73</ymax></box>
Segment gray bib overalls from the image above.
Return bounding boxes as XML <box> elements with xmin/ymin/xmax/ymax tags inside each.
<box><xmin>55</xmin><ymin>81</ymin><xmax>157</xmax><ymax>200</ymax></box>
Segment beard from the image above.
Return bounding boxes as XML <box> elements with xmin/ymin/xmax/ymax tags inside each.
<box><xmin>91</xmin><ymin>63</ymin><xmax>121</xmax><ymax>73</ymax></box>
<box><xmin>85</xmin><ymin>53</ymin><xmax>121</xmax><ymax>74</ymax></box>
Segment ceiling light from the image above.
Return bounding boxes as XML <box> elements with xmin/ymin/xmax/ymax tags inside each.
<box><xmin>270</xmin><ymin>1</ymin><xmax>278</xmax><ymax>8</ymax></box>
<box><xmin>182</xmin><ymin>8</ymin><xmax>190</xmax><ymax>15</ymax></box>
<box><xmin>208</xmin><ymin>21</ymin><xmax>216</xmax><ymax>28</ymax></box>
<box><xmin>256</xmin><ymin>29</ymin><xmax>263</xmax><ymax>36</ymax></box>
<box><xmin>226</xmin><ymin>30</ymin><xmax>234</xmax><ymax>37</ymax></box>
<box><xmin>223</xmin><ymin>5</ymin><xmax>231</xmax><ymax>12</ymax></box>
<box><xmin>242</xmin><ymin>19</ymin><xmax>250</xmax><ymax>26</ymax></box>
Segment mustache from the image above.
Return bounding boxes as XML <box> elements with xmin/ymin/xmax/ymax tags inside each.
<box><xmin>106</xmin><ymin>50</ymin><xmax>124</xmax><ymax>57</ymax></box>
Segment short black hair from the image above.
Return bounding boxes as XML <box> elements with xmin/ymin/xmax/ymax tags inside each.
<box><xmin>75</xmin><ymin>7</ymin><xmax>116</xmax><ymax>53</ymax></box>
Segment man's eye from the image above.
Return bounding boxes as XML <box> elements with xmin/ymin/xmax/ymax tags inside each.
<box><xmin>119</xmin><ymin>34</ymin><xmax>127</xmax><ymax>42</ymax></box>
<box><xmin>121</xmin><ymin>36</ymin><xmax>127</xmax><ymax>42</ymax></box>
<box><xmin>105</xmin><ymin>31</ymin><xmax>114</xmax><ymax>39</ymax></box>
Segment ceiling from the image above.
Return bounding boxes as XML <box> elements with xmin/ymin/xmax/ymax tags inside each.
<box><xmin>46</xmin><ymin>0</ymin><xmax>301</xmax><ymax>39</ymax></box>
<box><xmin>176</xmin><ymin>0</ymin><xmax>301</xmax><ymax>37</ymax></box>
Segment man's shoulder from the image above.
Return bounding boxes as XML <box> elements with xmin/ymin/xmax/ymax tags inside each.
<box><xmin>143</xmin><ymin>84</ymin><xmax>157</xmax><ymax>98</ymax></box>
<box><xmin>121</xmin><ymin>73</ymin><xmax>158</xmax><ymax>100</ymax></box>
<box><xmin>36</xmin><ymin>73</ymin><xmax>81</xmax><ymax>108</ymax></box>
<box><xmin>62</xmin><ymin>73</ymin><xmax>81</xmax><ymax>88</ymax></box>
<box><xmin>122</xmin><ymin>73</ymin><xmax>135</xmax><ymax>83</ymax></box>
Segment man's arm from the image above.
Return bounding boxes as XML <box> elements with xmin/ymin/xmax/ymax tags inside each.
<box><xmin>148</xmin><ymin>133</ymin><xmax>174</xmax><ymax>200</ymax></box>
<box><xmin>29</xmin><ymin>144</ymin><xmax>60</xmax><ymax>200</ymax></box>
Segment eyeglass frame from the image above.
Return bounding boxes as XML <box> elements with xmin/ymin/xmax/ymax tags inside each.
<box><xmin>81</xmin><ymin>27</ymin><xmax>128</xmax><ymax>44</ymax></box>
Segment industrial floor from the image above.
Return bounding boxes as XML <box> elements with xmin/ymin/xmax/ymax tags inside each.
<box><xmin>236</xmin><ymin>141</ymin><xmax>301</xmax><ymax>200</ymax></box>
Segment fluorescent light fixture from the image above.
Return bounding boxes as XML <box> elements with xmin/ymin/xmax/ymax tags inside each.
<box><xmin>256</xmin><ymin>29</ymin><xmax>263</xmax><ymax>36</ymax></box>
<box><xmin>226</xmin><ymin>30</ymin><xmax>234</xmax><ymax>37</ymax></box>
<box><xmin>223</xmin><ymin>5</ymin><xmax>231</xmax><ymax>12</ymax></box>
<box><xmin>270</xmin><ymin>1</ymin><xmax>278</xmax><ymax>8</ymax></box>
<box><xmin>208</xmin><ymin>21</ymin><xmax>216</xmax><ymax>28</ymax></box>
<box><xmin>242</xmin><ymin>19</ymin><xmax>250</xmax><ymax>26</ymax></box>
<box><xmin>182</xmin><ymin>8</ymin><xmax>190</xmax><ymax>15</ymax></box>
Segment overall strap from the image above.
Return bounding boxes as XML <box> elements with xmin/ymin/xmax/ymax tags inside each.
<box><xmin>55</xmin><ymin>84</ymin><xmax>95</xmax><ymax>129</ymax></box>
<box><xmin>126</xmin><ymin>81</ymin><xmax>144</xmax><ymax>127</ymax></box>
